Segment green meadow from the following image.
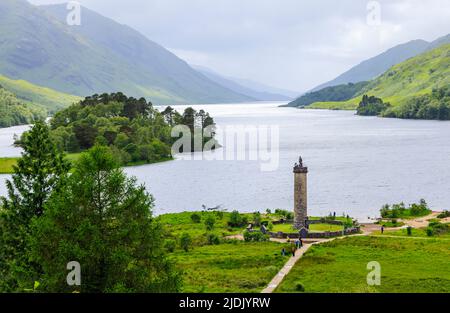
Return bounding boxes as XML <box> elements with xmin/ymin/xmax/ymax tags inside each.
<box><xmin>276</xmin><ymin>236</ymin><xmax>450</xmax><ymax>293</ymax></box>
<box><xmin>171</xmin><ymin>241</ymin><xmax>289</xmax><ymax>293</ymax></box>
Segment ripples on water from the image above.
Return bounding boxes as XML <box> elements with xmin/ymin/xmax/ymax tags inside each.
<box><xmin>1</xmin><ymin>102</ymin><xmax>450</xmax><ymax>221</ymax></box>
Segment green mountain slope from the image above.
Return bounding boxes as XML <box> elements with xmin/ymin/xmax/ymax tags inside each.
<box><xmin>0</xmin><ymin>74</ymin><xmax>81</xmax><ymax>112</ymax></box>
<box><xmin>308</xmin><ymin>43</ymin><xmax>450</xmax><ymax>111</ymax></box>
<box><xmin>310</xmin><ymin>34</ymin><xmax>450</xmax><ymax>92</ymax></box>
<box><xmin>284</xmin><ymin>82</ymin><xmax>368</xmax><ymax>107</ymax></box>
<box><xmin>0</xmin><ymin>0</ymin><xmax>251</xmax><ymax>105</ymax></box>
<box><xmin>0</xmin><ymin>85</ymin><xmax>46</xmax><ymax>127</ymax></box>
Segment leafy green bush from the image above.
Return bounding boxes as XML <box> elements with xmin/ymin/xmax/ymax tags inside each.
<box><xmin>180</xmin><ymin>233</ymin><xmax>192</xmax><ymax>252</ymax></box>
<box><xmin>380</xmin><ymin>200</ymin><xmax>431</xmax><ymax>219</ymax></box>
<box><xmin>204</xmin><ymin>215</ymin><xmax>216</xmax><ymax>231</ymax></box>
<box><xmin>228</xmin><ymin>210</ymin><xmax>248</xmax><ymax>227</ymax></box>
<box><xmin>206</xmin><ymin>233</ymin><xmax>221</xmax><ymax>245</ymax></box>
<box><xmin>437</xmin><ymin>211</ymin><xmax>450</xmax><ymax>219</ymax></box>
<box><xmin>243</xmin><ymin>231</ymin><xmax>269</xmax><ymax>242</ymax></box>
<box><xmin>253</xmin><ymin>212</ymin><xmax>262</xmax><ymax>226</ymax></box>
<box><xmin>426</xmin><ymin>222</ymin><xmax>449</xmax><ymax>236</ymax></box>
<box><xmin>295</xmin><ymin>282</ymin><xmax>305</xmax><ymax>292</ymax></box>
<box><xmin>164</xmin><ymin>239</ymin><xmax>176</xmax><ymax>252</ymax></box>
<box><xmin>190</xmin><ymin>213</ymin><xmax>201</xmax><ymax>223</ymax></box>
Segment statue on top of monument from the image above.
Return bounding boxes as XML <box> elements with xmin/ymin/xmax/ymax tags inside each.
<box><xmin>298</xmin><ymin>156</ymin><xmax>303</xmax><ymax>168</ymax></box>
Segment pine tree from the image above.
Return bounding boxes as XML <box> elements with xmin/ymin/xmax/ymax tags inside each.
<box><xmin>0</xmin><ymin>121</ymin><xmax>70</xmax><ymax>291</ymax></box>
<box><xmin>29</xmin><ymin>146</ymin><xmax>182</xmax><ymax>292</ymax></box>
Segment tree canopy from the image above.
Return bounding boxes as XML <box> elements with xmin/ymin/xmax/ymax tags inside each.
<box><xmin>46</xmin><ymin>92</ymin><xmax>217</xmax><ymax>165</ymax></box>
<box><xmin>28</xmin><ymin>146</ymin><xmax>182</xmax><ymax>292</ymax></box>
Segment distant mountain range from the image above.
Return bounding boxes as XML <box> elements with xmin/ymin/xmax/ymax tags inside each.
<box><xmin>194</xmin><ymin>66</ymin><xmax>297</xmax><ymax>101</ymax></box>
<box><xmin>304</xmin><ymin>43</ymin><xmax>450</xmax><ymax>111</ymax></box>
<box><xmin>310</xmin><ymin>34</ymin><xmax>450</xmax><ymax>92</ymax></box>
<box><xmin>0</xmin><ymin>0</ymin><xmax>256</xmax><ymax>105</ymax></box>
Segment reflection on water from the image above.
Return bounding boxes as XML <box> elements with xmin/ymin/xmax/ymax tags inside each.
<box><xmin>1</xmin><ymin>102</ymin><xmax>450</xmax><ymax>221</ymax></box>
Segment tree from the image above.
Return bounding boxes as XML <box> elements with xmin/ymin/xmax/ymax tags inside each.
<box><xmin>28</xmin><ymin>146</ymin><xmax>181</xmax><ymax>292</ymax></box>
<box><xmin>0</xmin><ymin>121</ymin><xmax>70</xmax><ymax>291</ymax></box>
<box><xmin>204</xmin><ymin>215</ymin><xmax>216</xmax><ymax>231</ymax></box>
<box><xmin>180</xmin><ymin>233</ymin><xmax>192</xmax><ymax>252</ymax></box>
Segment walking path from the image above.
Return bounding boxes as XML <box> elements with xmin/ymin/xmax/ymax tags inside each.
<box><xmin>261</xmin><ymin>244</ymin><xmax>312</xmax><ymax>293</ymax></box>
<box><xmin>224</xmin><ymin>213</ymin><xmax>445</xmax><ymax>293</ymax></box>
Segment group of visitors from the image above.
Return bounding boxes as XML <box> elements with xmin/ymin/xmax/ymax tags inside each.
<box><xmin>281</xmin><ymin>238</ymin><xmax>303</xmax><ymax>257</ymax></box>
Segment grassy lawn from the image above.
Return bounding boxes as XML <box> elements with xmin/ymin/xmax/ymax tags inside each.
<box><xmin>276</xmin><ymin>236</ymin><xmax>450</xmax><ymax>293</ymax></box>
<box><xmin>271</xmin><ymin>223</ymin><xmax>344</xmax><ymax>233</ymax></box>
<box><xmin>171</xmin><ymin>241</ymin><xmax>288</xmax><ymax>293</ymax></box>
<box><xmin>0</xmin><ymin>158</ymin><xmax>17</xmax><ymax>174</ymax></box>
<box><xmin>375</xmin><ymin>226</ymin><xmax>450</xmax><ymax>239</ymax></box>
<box><xmin>0</xmin><ymin>153</ymin><xmax>172</xmax><ymax>174</ymax></box>
<box><xmin>159</xmin><ymin>211</ymin><xmax>249</xmax><ymax>245</ymax></box>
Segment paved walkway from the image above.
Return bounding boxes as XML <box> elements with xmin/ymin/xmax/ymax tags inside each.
<box><xmin>261</xmin><ymin>238</ymin><xmax>334</xmax><ymax>293</ymax></box>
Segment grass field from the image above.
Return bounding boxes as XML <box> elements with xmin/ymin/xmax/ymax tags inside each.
<box><xmin>276</xmin><ymin>236</ymin><xmax>450</xmax><ymax>293</ymax></box>
<box><xmin>376</xmin><ymin>226</ymin><xmax>450</xmax><ymax>239</ymax></box>
<box><xmin>171</xmin><ymin>241</ymin><xmax>288</xmax><ymax>293</ymax></box>
<box><xmin>0</xmin><ymin>158</ymin><xmax>17</xmax><ymax>174</ymax></box>
<box><xmin>159</xmin><ymin>211</ymin><xmax>250</xmax><ymax>245</ymax></box>
<box><xmin>0</xmin><ymin>153</ymin><xmax>172</xmax><ymax>174</ymax></box>
<box><xmin>0</xmin><ymin>154</ymin><xmax>81</xmax><ymax>174</ymax></box>
<box><xmin>271</xmin><ymin>223</ymin><xmax>344</xmax><ymax>233</ymax></box>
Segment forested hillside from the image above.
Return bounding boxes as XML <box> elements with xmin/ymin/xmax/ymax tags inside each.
<box><xmin>285</xmin><ymin>82</ymin><xmax>368</xmax><ymax>107</ymax></box>
<box><xmin>0</xmin><ymin>85</ymin><xmax>45</xmax><ymax>127</ymax></box>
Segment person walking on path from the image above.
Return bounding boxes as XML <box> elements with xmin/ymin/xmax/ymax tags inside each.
<box><xmin>381</xmin><ymin>226</ymin><xmax>385</xmax><ymax>234</ymax></box>
<box><xmin>281</xmin><ymin>248</ymin><xmax>286</xmax><ymax>257</ymax></box>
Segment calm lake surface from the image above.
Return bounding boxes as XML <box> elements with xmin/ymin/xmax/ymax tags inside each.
<box><xmin>1</xmin><ymin>102</ymin><xmax>450</xmax><ymax>221</ymax></box>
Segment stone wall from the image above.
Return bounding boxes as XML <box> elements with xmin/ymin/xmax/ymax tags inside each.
<box><xmin>260</xmin><ymin>226</ymin><xmax>360</xmax><ymax>239</ymax></box>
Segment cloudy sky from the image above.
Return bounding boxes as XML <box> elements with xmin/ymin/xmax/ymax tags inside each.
<box><xmin>29</xmin><ymin>0</ymin><xmax>450</xmax><ymax>92</ymax></box>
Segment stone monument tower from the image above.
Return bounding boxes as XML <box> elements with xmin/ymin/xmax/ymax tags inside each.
<box><xmin>293</xmin><ymin>156</ymin><xmax>308</xmax><ymax>230</ymax></box>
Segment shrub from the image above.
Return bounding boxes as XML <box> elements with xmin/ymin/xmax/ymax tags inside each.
<box><xmin>427</xmin><ymin>221</ymin><xmax>449</xmax><ymax>236</ymax></box>
<box><xmin>243</xmin><ymin>230</ymin><xmax>269</xmax><ymax>242</ymax></box>
<box><xmin>253</xmin><ymin>212</ymin><xmax>262</xmax><ymax>226</ymax></box>
<box><xmin>206</xmin><ymin>233</ymin><xmax>221</xmax><ymax>245</ymax></box>
<box><xmin>268</xmin><ymin>222</ymin><xmax>274</xmax><ymax>231</ymax></box>
<box><xmin>426</xmin><ymin>227</ymin><xmax>434</xmax><ymax>237</ymax></box>
<box><xmin>228</xmin><ymin>210</ymin><xmax>248</xmax><ymax>227</ymax></box>
<box><xmin>191</xmin><ymin>213</ymin><xmax>201</xmax><ymax>223</ymax></box>
<box><xmin>180</xmin><ymin>233</ymin><xmax>192</xmax><ymax>252</ymax></box>
<box><xmin>164</xmin><ymin>239</ymin><xmax>176</xmax><ymax>252</ymax></box>
<box><xmin>204</xmin><ymin>215</ymin><xmax>216</xmax><ymax>231</ymax></box>
<box><xmin>437</xmin><ymin>211</ymin><xmax>450</xmax><ymax>219</ymax></box>
<box><xmin>215</xmin><ymin>211</ymin><xmax>224</xmax><ymax>220</ymax></box>
<box><xmin>380</xmin><ymin>201</ymin><xmax>430</xmax><ymax>219</ymax></box>
<box><xmin>295</xmin><ymin>282</ymin><xmax>305</xmax><ymax>292</ymax></box>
